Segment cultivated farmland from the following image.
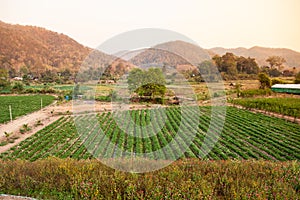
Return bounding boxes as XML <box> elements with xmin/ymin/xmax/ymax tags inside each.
<box><xmin>0</xmin><ymin>95</ymin><xmax>55</xmax><ymax>123</ymax></box>
<box><xmin>232</xmin><ymin>97</ymin><xmax>300</xmax><ymax>118</ymax></box>
<box><xmin>1</xmin><ymin>106</ymin><xmax>299</xmax><ymax>161</ymax></box>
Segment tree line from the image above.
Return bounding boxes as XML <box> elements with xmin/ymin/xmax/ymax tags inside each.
<box><xmin>1</xmin><ymin>51</ymin><xmax>299</xmax><ymax>90</ymax></box>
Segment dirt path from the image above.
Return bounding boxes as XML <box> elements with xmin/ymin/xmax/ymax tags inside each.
<box><xmin>0</xmin><ymin>194</ymin><xmax>36</xmax><ymax>200</ymax></box>
<box><xmin>0</xmin><ymin>101</ymin><xmax>72</xmax><ymax>153</ymax></box>
<box><xmin>0</xmin><ymin>101</ymin><xmax>161</xmax><ymax>154</ymax></box>
<box><xmin>0</xmin><ymin>100</ymin><xmax>77</xmax><ymax>137</ymax></box>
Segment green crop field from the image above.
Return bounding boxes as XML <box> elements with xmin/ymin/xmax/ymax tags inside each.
<box><xmin>0</xmin><ymin>95</ymin><xmax>55</xmax><ymax>123</ymax></box>
<box><xmin>232</xmin><ymin>97</ymin><xmax>300</xmax><ymax>118</ymax></box>
<box><xmin>25</xmin><ymin>84</ymin><xmax>93</xmax><ymax>91</ymax></box>
<box><xmin>1</xmin><ymin>106</ymin><xmax>299</xmax><ymax>161</ymax></box>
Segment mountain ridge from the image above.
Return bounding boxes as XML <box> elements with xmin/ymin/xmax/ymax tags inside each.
<box><xmin>1</xmin><ymin>20</ymin><xmax>300</xmax><ymax>76</ymax></box>
<box><xmin>0</xmin><ymin>20</ymin><xmax>115</xmax><ymax>74</ymax></box>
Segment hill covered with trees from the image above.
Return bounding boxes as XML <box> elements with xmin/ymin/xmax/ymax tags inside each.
<box><xmin>0</xmin><ymin>21</ymin><xmax>91</xmax><ymax>74</ymax></box>
<box><xmin>0</xmin><ymin>21</ymin><xmax>118</xmax><ymax>80</ymax></box>
<box><xmin>1</xmin><ymin>20</ymin><xmax>299</xmax><ymax>84</ymax></box>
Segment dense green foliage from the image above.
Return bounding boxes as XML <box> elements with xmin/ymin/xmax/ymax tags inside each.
<box><xmin>0</xmin><ymin>69</ymin><xmax>10</xmax><ymax>89</ymax></box>
<box><xmin>0</xmin><ymin>159</ymin><xmax>299</xmax><ymax>199</ymax></box>
<box><xmin>128</xmin><ymin>68</ymin><xmax>166</xmax><ymax>99</ymax></box>
<box><xmin>295</xmin><ymin>72</ymin><xmax>300</xmax><ymax>84</ymax></box>
<box><xmin>212</xmin><ymin>53</ymin><xmax>259</xmax><ymax>79</ymax></box>
<box><xmin>258</xmin><ymin>73</ymin><xmax>271</xmax><ymax>89</ymax></box>
<box><xmin>238</xmin><ymin>89</ymin><xmax>272</xmax><ymax>98</ymax></box>
<box><xmin>0</xmin><ymin>95</ymin><xmax>55</xmax><ymax>123</ymax></box>
<box><xmin>232</xmin><ymin>98</ymin><xmax>300</xmax><ymax>118</ymax></box>
<box><xmin>1</xmin><ymin>107</ymin><xmax>299</xmax><ymax>161</ymax></box>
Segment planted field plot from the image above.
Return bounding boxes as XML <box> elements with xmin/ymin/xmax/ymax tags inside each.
<box><xmin>0</xmin><ymin>95</ymin><xmax>55</xmax><ymax>123</ymax></box>
<box><xmin>1</xmin><ymin>107</ymin><xmax>299</xmax><ymax>161</ymax></box>
<box><xmin>232</xmin><ymin>97</ymin><xmax>300</xmax><ymax>118</ymax></box>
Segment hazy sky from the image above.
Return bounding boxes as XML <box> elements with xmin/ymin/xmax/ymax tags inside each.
<box><xmin>1</xmin><ymin>0</ymin><xmax>300</xmax><ymax>51</ymax></box>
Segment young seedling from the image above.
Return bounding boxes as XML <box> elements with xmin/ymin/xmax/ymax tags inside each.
<box><xmin>20</xmin><ymin>124</ymin><xmax>31</xmax><ymax>134</ymax></box>
<box><xmin>4</xmin><ymin>131</ymin><xmax>12</xmax><ymax>138</ymax></box>
<box><xmin>35</xmin><ymin>120</ymin><xmax>43</xmax><ymax>127</ymax></box>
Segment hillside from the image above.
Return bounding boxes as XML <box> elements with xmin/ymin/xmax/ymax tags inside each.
<box><xmin>130</xmin><ymin>40</ymin><xmax>300</xmax><ymax>71</ymax></box>
<box><xmin>129</xmin><ymin>40</ymin><xmax>209</xmax><ymax>72</ymax></box>
<box><xmin>0</xmin><ymin>21</ymin><xmax>113</xmax><ymax>74</ymax></box>
<box><xmin>209</xmin><ymin>46</ymin><xmax>300</xmax><ymax>69</ymax></box>
<box><xmin>1</xmin><ymin>20</ymin><xmax>300</xmax><ymax>76</ymax></box>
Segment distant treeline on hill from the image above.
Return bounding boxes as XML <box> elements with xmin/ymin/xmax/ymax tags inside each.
<box><xmin>1</xmin><ymin>21</ymin><xmax>299</xmax><ymax>85</ymax></box>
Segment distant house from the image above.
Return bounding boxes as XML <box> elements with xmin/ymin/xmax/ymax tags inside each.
<box><xmin>13</xmin><ymin>77</ymin><xmax>23</xmax><ymax>81</ymax></box>
<box><xmin>271</xmin><ymin>84</ymin><xmax>300</xmax><ymax>94</ymax></box>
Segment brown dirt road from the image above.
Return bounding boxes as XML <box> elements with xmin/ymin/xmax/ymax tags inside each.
<box><xmin>0</xmin><ymin>101</ymin><xmax>72</xmax><ymax>153</ymax></box>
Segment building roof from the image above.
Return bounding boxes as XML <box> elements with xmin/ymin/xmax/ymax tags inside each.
<box><xmin>271</xmin><ymin>84</ymin><xmax>300</xmax><ymax>89</ymax></box>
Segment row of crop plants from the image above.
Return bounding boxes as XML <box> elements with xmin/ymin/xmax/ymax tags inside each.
<box><xmin>0</xmin><ymin>106</ymin><xmax>299</xmax><ymax>161</ymax></box>
<box><xmin>231</xmin><ymin>98</ymin><xmax>300</xmax><ymax>119</ymax></box>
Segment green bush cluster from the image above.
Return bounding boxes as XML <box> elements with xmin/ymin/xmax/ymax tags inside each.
<box><xmin>238</xmin><ymin>89</ymin><xmax>272</xmax><ymax>98</ymax></box>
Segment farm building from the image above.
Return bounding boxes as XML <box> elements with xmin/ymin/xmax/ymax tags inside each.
<box><xmin>271</xmin><ymin>84</ymin><xmax>300</xmax><ymax>94</ymax></box>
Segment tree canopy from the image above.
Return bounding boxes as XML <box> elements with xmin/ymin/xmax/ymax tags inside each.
<box><xmin>266</xmin><ymin>56</ymin><xmax>286</xmax><ymax>69</ymax></box>
<box><xmin>127</xmin><ymin>68</ymin><xmax>166</xmax><ymax>98</ymax></box>
<box><xmin>212</xmin><ymin>53</ymin><xmax>259</xmax><ymax>79</ymax></box>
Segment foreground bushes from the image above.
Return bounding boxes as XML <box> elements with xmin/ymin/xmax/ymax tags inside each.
<box><xmin>0</xmin><ymin>158</ymin><xmax>299</xmax><ymax>199</ymax></box>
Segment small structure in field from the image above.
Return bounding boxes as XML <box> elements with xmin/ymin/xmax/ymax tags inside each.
<box><xmin>271</xmin><ymin>84</ymin><xmax>300</xmax><ymax>94</ymax></box>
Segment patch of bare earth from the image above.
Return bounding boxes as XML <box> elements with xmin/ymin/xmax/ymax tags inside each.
<box><xmin>0</xmin><ymin>101</ymin><xmax>71</xmax><ymax>153</ymax></box>
<box><xmin>0</xmin><ymin>195</ymin><xmax>36</xmax><ymax>200</ymax></box>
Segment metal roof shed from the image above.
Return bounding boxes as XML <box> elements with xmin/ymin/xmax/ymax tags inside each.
<box><xmin>271</xmin><ymin>84</ymin><xmax>300</xmax><ymax>94</ymax></box>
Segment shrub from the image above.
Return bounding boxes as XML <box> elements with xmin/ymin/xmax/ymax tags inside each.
<box><xmin>12</xmin><ymin>82</ymin><xmax>24</xmax><ymax>92</ymax></box>
<box><xmin>271</xmin><ymin>78</ymin><xmax>284</xmax><ymax>85</ymax></box>
<box><xmin>239</xmin><ymin>89</ymin><xmax>272</xmax><ymax>98</ymax></box>
<box><xmin>258</xmin><ymin>73</ymin><xmax>271</xmax><ymax>89</ymax></box>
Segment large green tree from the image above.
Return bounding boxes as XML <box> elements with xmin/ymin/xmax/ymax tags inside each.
<box><xmin>213</xmin><ymin>53</ymin><xmax>260</xmax><ymax>76</ymax></box>
<box><xmin>237</xmin><ymin>56</ymin><xmax>259</xmax><ymax>74</ymax></box>
<box><xmin>128</xmin><ymin>68</ymin><xmax>166</xmax><ymax>98</ymax></box>
<box><xmin>222</xmin><ymin>53</ymin><xmax>238</xmax><ymax>76</ymax></box>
